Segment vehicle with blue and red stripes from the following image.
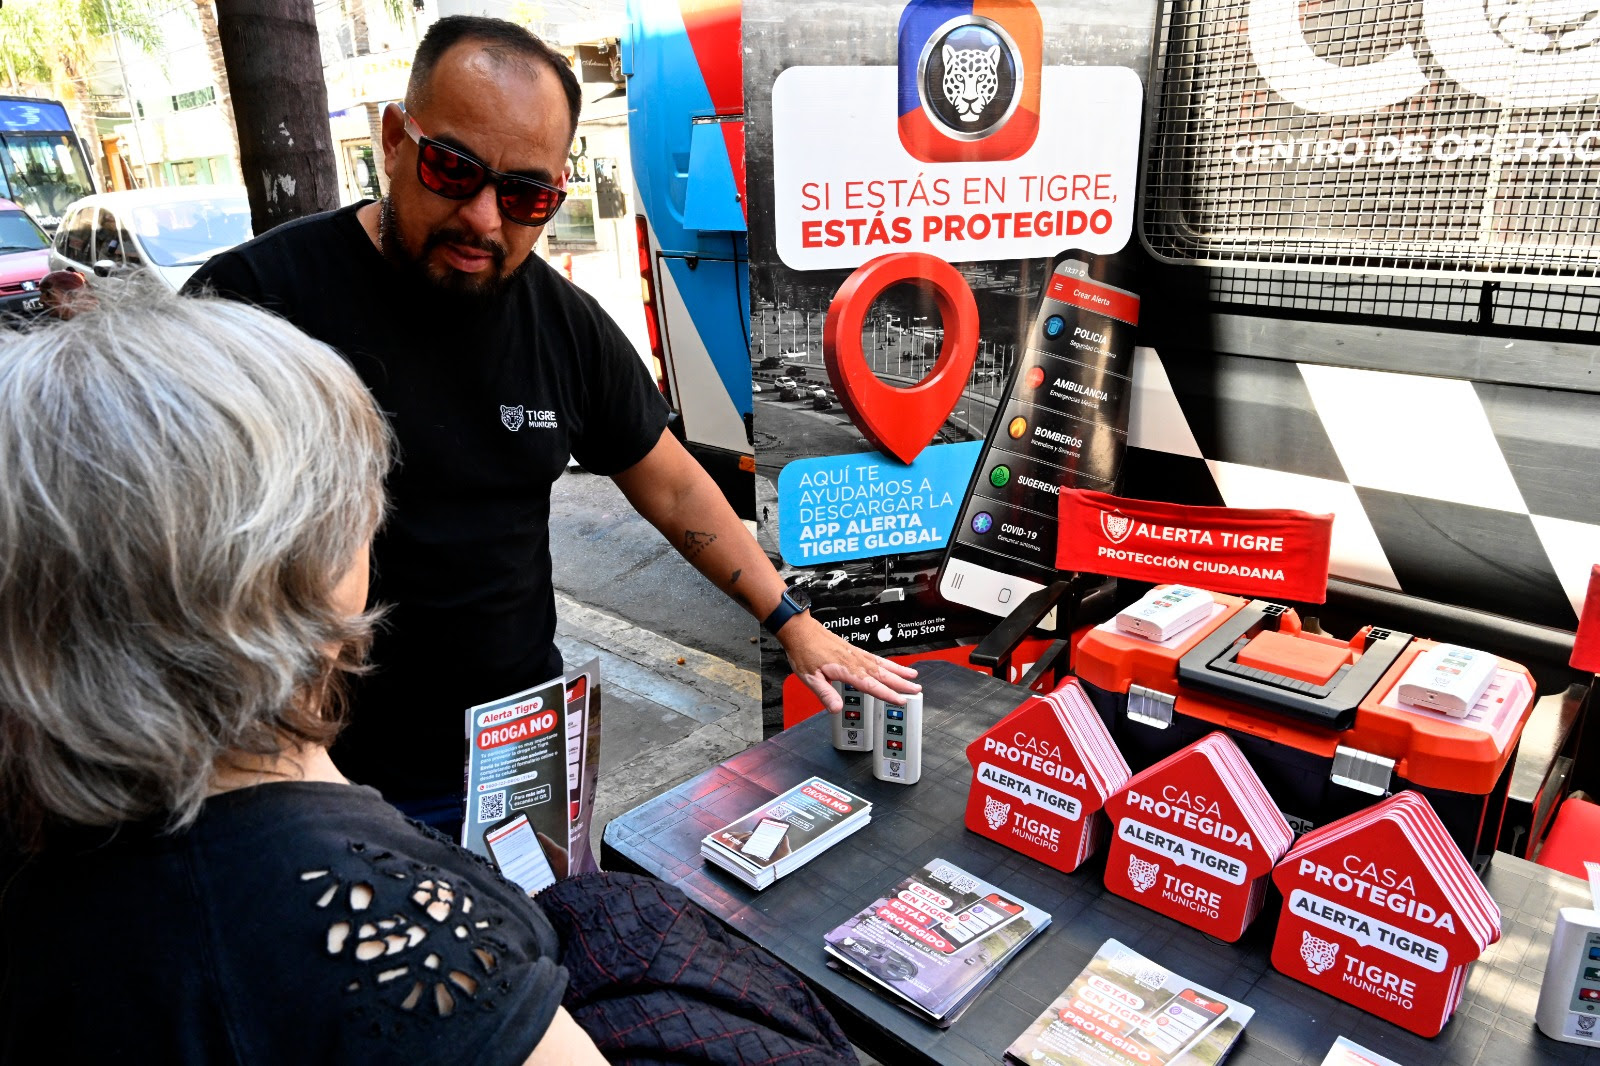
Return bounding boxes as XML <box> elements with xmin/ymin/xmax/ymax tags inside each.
<box><xmin>622</xmin><ymin>0</ymin><xmax>754</xmax><ymax>519</ymax></box>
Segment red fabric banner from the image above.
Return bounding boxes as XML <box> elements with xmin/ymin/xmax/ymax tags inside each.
<box><xmin>1056</xmin><ymin>488</ymin><xmax>1335</xmax><ymax>603</ymax></box>
<box><xmin>1570</xmin><ymin>564</ymin><xmax>1600</xmax><ymax>673</ymax></box>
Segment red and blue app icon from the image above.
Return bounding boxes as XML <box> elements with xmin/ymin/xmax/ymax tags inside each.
<box><xmin>897</xmin><ymin>0</ymin><xmax>1041</xmax><ymax>163</ymax></box>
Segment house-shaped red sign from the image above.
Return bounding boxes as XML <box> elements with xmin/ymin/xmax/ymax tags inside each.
<box><xmin>1269</xmin><ymin>792</ymin><xmax>1500</xmax><ymax>1037</ymax></box>
<box><xmin>1103</xmin><ymin>733</ymin><xmax>1293</xmax><ymax>942</ymax></box>
<box><xmin>964</xmin><ymin>678</ymin><xmax>1129</xmax><ymax>873</ymax></box>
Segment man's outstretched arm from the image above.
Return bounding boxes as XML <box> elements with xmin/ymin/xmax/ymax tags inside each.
<box><xmin>611</xmin><ymin>428</ymin><xmax>920</xmax><ymax>711</ymax></box>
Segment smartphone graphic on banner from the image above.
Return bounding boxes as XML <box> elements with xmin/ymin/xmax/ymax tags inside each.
<box><xmin>741</xmin><ymin>817</ymin><xmax>791</xmax><ymax>862</ymax></box>
<box><xmin>484</xmin><ymin>812</ymin><xmax>558</xmax><ymax>896</ymax></box>
<box><xmin>937</xmin><ymin>256</ymin><xmax>1140</xmax><ymax>621</ymax></box>
<box><xmin>1131</xmin><ymin>987</ymin><xmax>1230</xmax><ymax>1060</ymax></box>
<box><xmin>934</xmin><ymin>892</ymin><xmax>1026</xmax><ymax>951</ymax></box>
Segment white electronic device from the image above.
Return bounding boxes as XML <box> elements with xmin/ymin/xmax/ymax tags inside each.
<box><xmin>1115</xmin><ymin>585</ymin><xmax>1215</xmax><ymax>642</ymax></box>
<box><xmin>1395</xmin><ymin>643</ymin><xmax>1497</xmax><ymax>717</ymax></box>
<box><xmin>873</xmin><ymin>693</ymin><xmax>922</xmax><ymax>784</ymax></box>
<box><xmin>1536</xmin><ymin>862</ymin><xmax>1600</xmax><ymax>1045</ymax></box>
<box><xmin>831</xmin><ymin>681</ymin><xmax>877</xmax><ymax>752</ymax></box>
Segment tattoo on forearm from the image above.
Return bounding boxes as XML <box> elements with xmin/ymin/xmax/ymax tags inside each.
<box><xmin>730</xmin><ymin>568</ymin><xmax>742</xmax><ymax>585</ymax></box>
<box><xmin>684</xmin><ymin>529</ymin><xmax>718</xmax><ymax>560</ymax></box>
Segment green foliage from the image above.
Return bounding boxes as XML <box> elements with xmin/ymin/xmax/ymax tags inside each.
<box><xmin>376</xmin><ymin>0</ymin><xmax>407</xmax><ymax>28</ymax></box>
<box><xmin>0</xmin><ymin>0</ymin><xmax>170</xmax><ymax>83</ymax></box>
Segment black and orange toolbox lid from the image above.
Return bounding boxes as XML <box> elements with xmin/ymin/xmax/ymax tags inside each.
<box><xmin>1072</xmin><ymin>589</ymin><xmax>1535</xmax><ymax>795</ymax></box>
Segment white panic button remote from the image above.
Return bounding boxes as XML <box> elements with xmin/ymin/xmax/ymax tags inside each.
<box><xmin>831</xmin><ymin>681</ymin><xmax>877</xmax><ymax>752</ymax></box>
<box><xmin>874</xmin><ymin>693</ymin><xmax>922</xmax><ymax>784</ymax></box>
<box><xmin>1115</xmin><ymin>584</ymin><xmax>1214</xmax><ymax>642</ymax></box>
<box><xmin>1396</xmin><ymin>643</ymin><xmax>1497</xmax><ymax>718</ymax></box>
<box><xmin>1536</xmin><ymin>861</ymin><xmax>1600</xmax><ymax>1044</ymax></box>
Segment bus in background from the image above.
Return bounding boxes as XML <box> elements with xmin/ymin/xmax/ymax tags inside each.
<box><xmin>0</xmin><ymin>96</ymin><xmax>97</xmax><ymax>233</ymax></box>
<box><xmin>622</xmin><ymin>0</ymin><xmax>755</xmax><ymax>522</ymax></box>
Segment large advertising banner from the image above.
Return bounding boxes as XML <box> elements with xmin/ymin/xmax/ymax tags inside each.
<box><xmin>744</xmin><ymin>0</ymin><xmax>1158</xmax><ymax>724</ymax></box>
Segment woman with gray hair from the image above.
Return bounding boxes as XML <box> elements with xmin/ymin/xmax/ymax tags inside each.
<box><xmin>0</xmin><ymin>293</ymin><xmax>607</xmax><ymax>1064</ymax></box>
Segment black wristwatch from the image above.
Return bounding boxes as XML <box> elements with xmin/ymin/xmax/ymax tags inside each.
<box><xmin>762</xmin><ymin>589</ymin><xmax>810</xmax><ymax>635</ymax></box>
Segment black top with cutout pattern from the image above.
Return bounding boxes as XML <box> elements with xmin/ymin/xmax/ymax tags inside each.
<box><xmin>0</xmin><ymin>782</ymin><xmax>566</xmax><ymax>1065</ymax></box>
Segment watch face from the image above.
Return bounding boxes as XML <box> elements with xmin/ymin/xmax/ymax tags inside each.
<box><xmin>789</xmin><ymin>586</ymin><xmax>813</xmax><ymax>611</ymax></box>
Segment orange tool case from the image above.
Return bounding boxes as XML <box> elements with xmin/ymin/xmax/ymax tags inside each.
<box><xmin>1073</xmin><ymin>591</ymin><xmax>1537</xmax><ymax>869</ymax></box>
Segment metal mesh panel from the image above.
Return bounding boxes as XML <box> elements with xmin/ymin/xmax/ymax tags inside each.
<box><xmin>1495</xmin><ymin>279</ymin><xmax>1600</xmax><ymax>329</ymax></box>
<box><xmin>1142</xmin><ymin>0</ymin><xmax>1600</xmax><ymax>280</ymax></box>
<box><xmin>1205</xmin><ymin>268</ymin><xmax>1600</xmax><ymax>332</ymax></box>
<box><xmin>1207</xmin><ymin>268</ymin><xmax>1481</xmax><ymax>322</ymax></box>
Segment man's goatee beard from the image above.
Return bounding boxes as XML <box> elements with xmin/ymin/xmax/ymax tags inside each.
<box><xmin>378</xmin><ymin>198</ymin><xmax>533</xmax><ymax>305</ymax></box>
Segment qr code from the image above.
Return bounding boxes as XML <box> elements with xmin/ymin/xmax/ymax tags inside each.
<box><xmin>930</xmin><ymin>863</ymin><xmax>981</xmax><ymax>895</ymax></box>
<box><xmin>1109</xmin><ymin>948</ymin><xmax>1169</xmax><ymax>990</ymax></box>
<box><xmin>477</xmin><ymin>790</ymin><xmax>506</xmax><ymax>824</ymax></box>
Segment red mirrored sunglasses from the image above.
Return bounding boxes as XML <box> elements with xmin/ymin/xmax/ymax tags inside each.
<box><xmin>401</xmin><ymin>107</ymin><xmax>567</xmax><ymax>227</ymax></box>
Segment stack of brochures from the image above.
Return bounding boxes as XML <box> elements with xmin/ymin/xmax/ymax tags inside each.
<box><xmin>1319</xmin><ymin>1036</ymin><xmax>1403</xmax><ymax>1066</ymax></box>
<box><xmin>822</xmin><ymin>858</ymin><xmax>1050</xmax><ymax>1026</ymax></box>
<box><xmin>1005</xmin><ymin>938</ymin><xmax>1254</xmax><ymax>1066</ymax></box>
<box><xmin>700</xmin><ymin>777</ymin><xmax>871</xmax><ymax>890</ymax></box>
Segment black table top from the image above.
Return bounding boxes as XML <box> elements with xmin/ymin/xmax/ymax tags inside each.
<box><xmin>601</xmin><ymin>660</ymin><xmax>1600</xmax><ymax>1066</ymax></box>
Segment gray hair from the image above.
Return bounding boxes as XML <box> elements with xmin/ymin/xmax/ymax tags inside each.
<box><xmin>0</xmin><ymin>290</ymin><xmax>391</xmax><ymax>846</ymax></box>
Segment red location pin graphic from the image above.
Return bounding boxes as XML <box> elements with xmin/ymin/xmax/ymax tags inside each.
<box><xmin>822</xmin><ymin>252</ymin><xmax>980</xmax><ymax>465</ymax></box>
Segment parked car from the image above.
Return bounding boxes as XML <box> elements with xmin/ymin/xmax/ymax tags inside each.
<box><xmin>821</xmin><ymin>569</ymin><xmax>849</xmax><ymax>590</ymax></box>
<box><xmin>49</xmin><ymin>186</ymin><xmax>252</xmax><ymax>292</ymax></box>
<box><xmin>774</xmin><ymin>375</ymin><xmax>798</xmax><ymax>390</ymax></box>
<box><xmin>868</xmin><ymin>587</ymin><xmax>906</xmax><ymax>605</ymax></box>
<box><xmin>752</xmin><ymin>381</ymin><xmax>763</xmax><ymax>393</ymax></box>
<box><xmin>809</xmin><ymin>387</ymin><xmax>830</xmax><ymax>410</ymax></box>
<box><xmin>779</xmin><ymin>385</ymin><xmax>805</xmax><ymax>401</ymax></box>
<box><xmin>0</xmin><ymin>198</ymin><xmax>53</xmax><ymax>316</ymax></box>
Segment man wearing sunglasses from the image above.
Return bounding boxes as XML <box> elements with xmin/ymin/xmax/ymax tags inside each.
<box><xmin>184</xmin><ymin>15</ymin><xmax>918</xmax><ymax>833</ymax></box>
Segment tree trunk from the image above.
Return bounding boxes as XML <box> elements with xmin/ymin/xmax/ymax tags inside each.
<box><xmin>193</xmin><ymin>0</ymin><xmax>242</xmax><ymax>182</ymax></box>
<box><xmin>214</xmin><ymin>0</ymin><xmax>339</xmax><ymax>232</ymax></box>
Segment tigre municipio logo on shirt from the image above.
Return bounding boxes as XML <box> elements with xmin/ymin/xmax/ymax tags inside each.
<box><xmin>499</xmin><ymin>404</ymin><xmax>559</xmax><ymax>431</ymax></box>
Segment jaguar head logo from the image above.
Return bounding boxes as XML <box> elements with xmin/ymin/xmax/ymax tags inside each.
<box><xmin>1127</xmin><ymin>854</ymin><xmax>1159</xmax><ymax>893</ymax></box>
<box><xmin>500</xmin><ymin>404</ymin><xmax>525</xmax><ymax>432</ymax></box>
<box><xmin>1299</xmin><ymin>931</ymin><xmax>1340</xmax><ymax>975</ymax></box>
<box><xmin>983</xmin><ymin>795</ymin><xmax>1011</xmax><ymax>831</ymax></box>
<box><xmin>1101</xmin><ymin>510</ymin><xmax>1133</xmax><ymax>544</ymax></box>
<box><xmin>941</xmin><ymin>43</ymin><xmax>1000</xmax><ymax>122</ymax></box>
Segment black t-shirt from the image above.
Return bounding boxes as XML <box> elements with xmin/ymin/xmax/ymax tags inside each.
<box><xmin>0</xmin><ymin>782</ymin><xmax>567</xmax><ymax>1064</ymax></box>
<box><xmin>184</xmin><ymin>206</ymin><xmax>670</xmax><ymax>801</ymax></box>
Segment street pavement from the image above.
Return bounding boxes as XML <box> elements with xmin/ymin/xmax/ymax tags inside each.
<box><xmin>549</xmin><ymin>466</ymin><xmax>764</xmax><ymax>857</ymax></box>
<box><xmin>553</xmin><ymin>589</ymin><xmax>761</xmax><ymax>858</ymax></box>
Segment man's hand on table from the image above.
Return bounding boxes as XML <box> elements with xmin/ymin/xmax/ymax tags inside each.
<box><xmin>778</xmin><ymin>613</ymin><xmax>921</xmax><ymax>712</ymax></box>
